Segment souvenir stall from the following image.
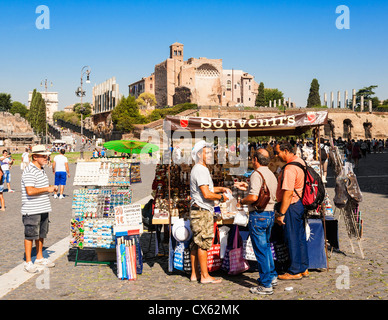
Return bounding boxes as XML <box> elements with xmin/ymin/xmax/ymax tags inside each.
<box><xmin>153</xmin><ymin>111</ymin><xmax>333</xmax><ymax>275</ymax></box>
<box><xmin>329</xmin><ymin>141</ymin><xmax>364</xmax><ymax>258</ymax></box>
<box><xmin>69</xmin><ymin>157</ymin><xmax>144</xmax><ymax>280</ymax></box>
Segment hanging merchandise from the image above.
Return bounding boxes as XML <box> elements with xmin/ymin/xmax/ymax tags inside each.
<box><xmin>173</xmin><ymin>241</ymin><xmax>185</xmax><ymax>271</ymax></box>
<box><xmin>242</xmin><ymin>236</ymin><xmax>256</xmax><ymax>261</ymax></box>
<box><xmin>130</xmin><ymin>162</ymin><xmax>142</xmax><ymax>184</ymax></box>
<box><xmin>228</xmin><ymin>226</ymin><xmax>250</xmax><ymax>275</ymax></box>
<box><xmin>207</xmin><ymin>223</ymin><xmax>222</xmax><ymax>272</ymax></box>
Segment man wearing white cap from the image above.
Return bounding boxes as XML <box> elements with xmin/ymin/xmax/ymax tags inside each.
<box><xmin>189</xmin><ymin>140</ymin><xmax>230</xmax><ymax>284</ymax></box>
<box><xmin>21</xmin><ymin>145</ymin><xmax>58</xmax><ymax>273</ymax></box>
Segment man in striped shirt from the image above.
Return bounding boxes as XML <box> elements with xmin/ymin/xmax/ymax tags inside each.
<box><xmin>21</xmin><ymin>145</ymin><xmax>58</xmax><ymax>273</ymax></box>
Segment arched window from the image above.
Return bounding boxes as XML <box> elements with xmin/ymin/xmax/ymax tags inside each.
<box><xmin>196</xmin><ymin>64</ymin><xmax>220</xmax><ymax>78</ymax></box>
<box><xmin>226</xmin><ymin>80</ymin><xmax>231</xmax><ymax>90</ymax></box>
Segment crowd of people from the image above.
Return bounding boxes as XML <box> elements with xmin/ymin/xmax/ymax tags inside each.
<box><xmin>188</xmin><ymin>135</ymin><xmax>386</xmax><ymax>295</ymax></box>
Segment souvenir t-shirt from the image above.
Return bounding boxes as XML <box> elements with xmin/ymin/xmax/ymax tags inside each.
<box><xmin>190</xmin><ymin>164</ymin><xmax>214</xmax><ymax>212</ymax></box>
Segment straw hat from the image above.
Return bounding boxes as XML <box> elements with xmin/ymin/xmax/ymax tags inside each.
<box><xmin>172</xmin><ymin>218</ymin><xmax>192</xmax><ymax>242</ymax></box>
<box><xmin>31</xmin><ymin>145</ymin><xmax>51</xmax><ymax>156</ymax></box>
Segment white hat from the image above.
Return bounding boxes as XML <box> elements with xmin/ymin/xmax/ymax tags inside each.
<box><xmin>31</xmin><ymin>145</ymin><xmax>51</xmax><ymax>156</ymax></box>
<box><xmin>191</xmin><ymin>140</ymin><xmax>212</xmax><ymax>161</ymax></box>
<box><xmin>172</xmin><ymin>218</ymin><xmax>192</xmax><ymax>242</ymax></box>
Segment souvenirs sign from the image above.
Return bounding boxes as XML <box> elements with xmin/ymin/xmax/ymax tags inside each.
<box><xmin>163</xmin><ymin>111</ymin><xmax>328</xmax><ymax>136</ymax></box>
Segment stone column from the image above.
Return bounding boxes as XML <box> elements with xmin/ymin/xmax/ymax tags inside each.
<box><xmin>324</xmin><ymin>93</ymin><xmax>327</xmax><ymax>107</ymax></box>
<box><xmin>274</xmin><ymin>100</ymin><xmax>277</xmax><ymax>108</ymax></box>
<box><xmin>360</xmin><ymin>96</ymin><xmax>364</xmax><ymax>112</ymax></box>
<box><xmin>352</xmin><ymin>89</ymin><xmax>356</xmax><ymax>111</ymax></box>
<box><xmin>288</xmin><ymin>97</ymin><xmax>291</xmax><ymax>108</ymax></box>
<box><xmin>330</xmin><ymin>92</ymin><xmax>334</xmax><ymax>108</ymax></box>
<box><xmin>269</xmin><ymin>100</ymin><xmax>272</xmax><ymax>108</ymax></box>
<box><xmin>337</xmin><ymin>91</ymin><xmax>341</xmax><ymax>108</ymax></box>
<box><xmin>344</xmin><ymin>90</ymin><xmax>348</xmax><ymax>109</ymax></box>
<box><xmin>369</xmin><ymin>99</ymin><xmax>372</xmax><ymax>113</ymax></box>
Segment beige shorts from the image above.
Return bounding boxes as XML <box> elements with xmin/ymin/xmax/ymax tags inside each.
<box><xmin>189</xmin><ymin>208</ymin><xmax>214</xmax><ymax>251</ymax></box>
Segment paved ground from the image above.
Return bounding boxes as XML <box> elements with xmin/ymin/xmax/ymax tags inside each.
<box><xmin>0</xmin><ymin>151</ymin><xmax>387</xmax><ymax>305</ymax></box>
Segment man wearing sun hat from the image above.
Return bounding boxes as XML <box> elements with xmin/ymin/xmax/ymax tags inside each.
<box><xmin>21</xmin><ymin>145</ymin><xmax>58</xmax><ymax>273</ymax></box>
<box><xmin>189</xmin><ymin>140</ymin><xmax>231</xmax><ymax>284</ymax></box>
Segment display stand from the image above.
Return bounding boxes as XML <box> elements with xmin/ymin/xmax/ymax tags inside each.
<box><xmin>329</xmin><ymin>143</ymin><xmax>365</xmax><ymax>259</ymax></box>
<box><xmin>70</xmin><ymin>158</ymin><xmax>136</xmax><ymax>267</ymax></box>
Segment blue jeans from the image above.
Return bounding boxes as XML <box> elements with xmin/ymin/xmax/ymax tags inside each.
<box><xmin>283</xmin><ymin>200</ymin><xmax>309</xmax><ymax>274</ymax></box>
<box><xmin>248</xmin><ymin>210</ymin><xmax>277</xmax><ymax>288</ymax></box>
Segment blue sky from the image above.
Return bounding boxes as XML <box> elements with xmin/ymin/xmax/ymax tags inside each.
<box><xmin>0</xmin><ymin>0</ymin><xmax>387</xmax><ymax>109</ymax></box>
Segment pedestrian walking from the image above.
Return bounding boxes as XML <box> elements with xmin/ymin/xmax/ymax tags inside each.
<box><xmin>52</xmin><ymin>148</ymin><xmax>70</xmax><ymax>199</ymax></box>
<box><xmin>21</xmin><ymin>145</ymin><xmax>58</xmax><ymax>273</ymax></box>
<box><xmin>0</xmin><ymin>150</ymin><xmax>15</xmax><ymax>192</ymax></box>
<box><xmin>189</xmin><ymin>140</ymin><xmax>230</xmax><ymax>284</ymax></box>
<box><xmin>21</xmin><ymin>148</ymin><xmax>30</xmax><ymax>171</ymax></box>
<box><xmin>274</xmin><ymin>141</ymin><xmax>309</xmax><ymax>280</ymax></box>
<box><xmin>234</xmin><ymin>148</ymin><xmax>278</xmax><ymax>295</ymax></box>
<box><xmin>0</xmin><ymin>166</ymin><xmax>5</xmax><ymax>211</ymax></box>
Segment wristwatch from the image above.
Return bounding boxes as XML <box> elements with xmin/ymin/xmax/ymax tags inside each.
<box><xmin>220</xmin><ymin>194</ymin><xmax>224</xmax><ymax>202</ymax></box>
<box><xmin>277</xmin><ymin>212</ymin><xmax>286</xmax><ymax>217</ymax></box>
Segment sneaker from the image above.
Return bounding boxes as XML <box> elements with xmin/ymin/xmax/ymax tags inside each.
<box><xmin>34</xmin><ymin>258</ymin><xmax>55</xmax><ymax>268</ymax></box>
<box><xmin>24</xmin><ymin>261</ymin><xmax>38</xmax><ymax>273</ymax></box>
<box><xmin>278</xmin><ymin>273</ymin><xmax>303</xmax><ymax>280</ymax></box>
<box><xmin>59</xmin><ymin>195</ymin><xmax>64</xmax><ymax>199</ymax></box>
<box><xmin>271</xmin><ymin>277</ymin><xmax>278</xmax><ymax>287</ymax></box>
<box><xmin>250</xmin><ymin>285</ymin><xmax>273</xmax><ymax>295</ymax></box>
<box><xmin>8</xmin><ymin>189</ymin><xmax>15</xmax><ymax>193</ymax></box>
<box><xmin>53</xmin><ymin>194</ymin><xmax>58</xmax><ymax>199</ymax></box>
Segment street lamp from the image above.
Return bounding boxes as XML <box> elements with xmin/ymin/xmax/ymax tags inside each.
<box><xmin>40</xmin><ymin>79</ymin><xmax>53</xmax><ymax>145</ymax></box>
<box><xmin>75</xmin><ymin>66</ymin><xmax>91</xmax><ymax>159</ymax></box>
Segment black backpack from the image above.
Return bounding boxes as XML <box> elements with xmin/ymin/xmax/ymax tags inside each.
<box><xmin>281</xmin><ymin>160</ymin><xmax>325</xmax><ymax>211</ymax></box>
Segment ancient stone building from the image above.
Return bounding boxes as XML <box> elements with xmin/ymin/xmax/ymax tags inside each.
<box><xmin>133</xmin><ymin>42</ymin><xmax>259</xmax><ymax>108</ymax></box>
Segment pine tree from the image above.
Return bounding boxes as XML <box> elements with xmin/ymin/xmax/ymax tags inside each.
<box><xmin>28</xmin><ymin>89</ymin><xmax>38</xmax><ymax>127</ymax></box>
<box><xmin>36</xmin><ymin>93</ymin><xmax>47</xmax><ymax>134</ymax></box>
<box><xmin>307</xmin><ymin>78</ymin><xmax>321</xmax><ymax>107</ymax></box>
<box><xmin>255</xmin><ymin>82</ymin><xmax>266</xmax><ymax>107</ymax></box>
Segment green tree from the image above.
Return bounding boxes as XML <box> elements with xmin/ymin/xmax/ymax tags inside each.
<box><xmin>28</xmin><ymin>89</ymin><xmax>38</xmax><ymax>127</ymax></box>
<box><xmin>264</xmin><ymin>88</ymin><xmax>284</xmax><ymax>107</ymax></box>
<box><xmin>0</xmin><ymin>93</ymin><xmax>12</xmax><ymax>112</ymax></box>
<box><xmin>10</xmin><ymin>101</ymin><xmax>29</xmax><ymax>118</ymax></box>
<box><xmin>36</xmin><ymin>93</ymin><xmax>47</xmax><ymax>134</ymax></box>
<box><xmin>111</xmin><ymin>95</ymin><xmax>147</xmax><ymax>132</ymax></box>
<box><xmin>255</xmin><ymin>82</ymin><xmax>266</xmax><ymax>107</ymax></box>
<box><xmin>73</xmin><ymin>102</ymin><xmax>92</xmax><ymax>118</ymax></box>
<box><xmin>136</xmin><ymin>92</ymin><xmax>157</xmax><ymax>108</ymax></box>
<box><xmin>307</xmin><ymin>78</ymin><xmax>321</xmax><ymax>108</ymax></box>
<box><xmin>356</xmin><ymin>85</ymin><xmax>379</xmax><ymax>109</ymax></box>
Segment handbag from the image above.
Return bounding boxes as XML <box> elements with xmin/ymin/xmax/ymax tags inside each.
<box><xmin>173</xmin><ymin>241</ymin><xmax>185</xmax><ymax>271</ymax></box>
<box><xmin>251</xmin><ymin>170</ymin><xmax>271</xmax><ymax>211</ymax></box>
<box><xmin>183</xmin><ymin>247</ymin><xmax>192</xmax><ymax>273</ymax></box>
<box><xmin>207</xmin><ymin>222</ymin><xmax>222</xmax><ymax>272</ymax></box>
<box><xmin>228</xmin><ymin>226</ymin><xmax>250</xmax><ymax>275</ymax></box>
<box><xmin>242</xmin><ymin>236</ymin><xmax>256</xmax><ymax>261</ymax></box>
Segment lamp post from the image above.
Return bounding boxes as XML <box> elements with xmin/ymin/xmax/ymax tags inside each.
<box><xmin>40</xmin><ymin>79</ymin><xmax>53</xmax><ymax>145</ymax></box>
<box><xmin>75</xmin><ymin>66</ymin><xmax>91</xmax><ymax>159</ymax></box>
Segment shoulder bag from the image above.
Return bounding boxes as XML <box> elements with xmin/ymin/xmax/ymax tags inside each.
<box><xmin>252</xmin><ymin>170</ymin><xmax>271</xmax><ymax>211</ymax></box>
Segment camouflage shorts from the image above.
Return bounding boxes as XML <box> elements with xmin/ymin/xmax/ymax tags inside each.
<box><xmin>189</xmin><ymin>208</ymin><xmax>214</xmax><ymax>251</ymax></box>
